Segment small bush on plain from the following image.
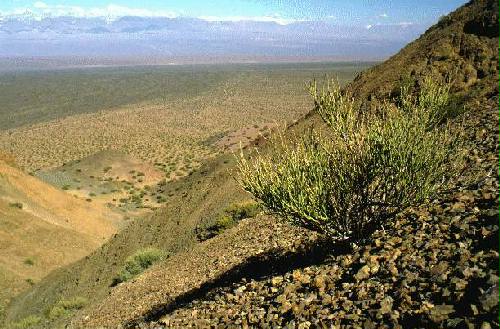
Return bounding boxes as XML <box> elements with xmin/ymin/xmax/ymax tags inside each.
<box><xmin>237</xmin><ymin>77</ymin><xmax>463</xmax><ymax>241</ymax></box>
<box><xmin>8</xmin><ymin>202</ymin><xmax>23</xmax><ymax>209</ymax></box>
<box><xmin>23</xmin><ymin>258</ymin><xmax>34</xmax><ymax>266</ymax></box>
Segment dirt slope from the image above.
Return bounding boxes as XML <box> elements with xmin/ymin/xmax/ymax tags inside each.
<box><xmin>36</xmin><ymin>150</ymin><xmax>167</xmax><ymax>219</ymax></box>
<box><xmin>0</xmin><ymin>157</ymin><xmax>121</xmax><ymax>319</ymax></box>
<box><xmin>0</xmin><ymin>160</ymin><xmax>120</xmax><ymax>238</ymax></box>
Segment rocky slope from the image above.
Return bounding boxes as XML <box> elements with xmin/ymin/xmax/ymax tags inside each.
<box><xmin>348</xmin><ymin>0</ymin><xmax>498</xmax><ymax>108</ymax></box>
<box><xmin>142</xmin><ymin>97</ymin><xmax>499</xmax><ymax>329</ymax></box>
<box><xmin>3</xmin><ymin>151</ymin><xmax>253</xmax><ymax>328</ymax></box>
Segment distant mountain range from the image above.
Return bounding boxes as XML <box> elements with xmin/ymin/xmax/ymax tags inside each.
<box><xmin>0</xmin><ymin>14</ymin><xmax>429</xmax><ymax>60</ymax></box>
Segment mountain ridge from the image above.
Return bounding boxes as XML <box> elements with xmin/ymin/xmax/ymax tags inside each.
<box><xmin>0</xmin><ymin>14</ymin><xmax>428</xmax><ymax>59</ymax></box>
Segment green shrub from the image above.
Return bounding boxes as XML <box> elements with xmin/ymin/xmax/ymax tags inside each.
<box><xmin>224</xmin><ymin>200</ymin><xmax>262</xmax><ymax>221</ymax></box>
<box><xmin>198</xmin><ymin>200</ymin><xmax>262</xmax><ymax>240</ymax></box>
<box><xmin>46</xmin><ymin>296</ymin><xmax>87</xmax><ymax>320</ymax></box>
<box><xmin>9</xmin><ymin>315</ymin><xmax>42</xmax><ymax>329</ymax></box>
<box><xmin>47</xmin><ymin>305</ymin><xmax>68</xmax><ymax>320</ymax></box>
<box><xmin>398</xmin><ymin>75</ymin><xmax>460</xmax><ymax>127</ymax></box>
<box><xmin>23</xmin><ymin>258</ymin><xmax>35</xmax><ymax>266</ymax></box>
<box><xmin>213</xmin><ymin>215</ymin><xmax>235</xmax><ymax>234</ymax></box>
<box><xmin>57</xmin><ymin>296</ymin><xmax>87</xmax><ymax>310</ymax></box>
<box><xmin>215</xmin><ymin>201</ymin><xmax>261</xmax><ymax>233</ymax></box>
<box><xmin>113</xmin><ymin>248</ymin><xmax>167</xmax><ymax>285</ymax></box>
<box><xmin>8</xmin><ymin>202</ymin><xmax>23</xmax><ymax>209</ymax></box>
<box><xmin>237</xmin><ymin>78</ymin><xmax>463</xmax><ymax>241</ymax></box>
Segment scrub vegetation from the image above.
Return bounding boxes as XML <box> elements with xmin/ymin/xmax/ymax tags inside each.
<box><xmin>238</xmin><ymin>77</ymin><xmax>464</xmax><ymax>240</ymax></box>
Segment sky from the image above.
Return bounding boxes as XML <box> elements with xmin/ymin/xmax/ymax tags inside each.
<box><xmin>0</xmin><ymin>0</ymin><xmax>468</xmax><ymax>26</ymax></box>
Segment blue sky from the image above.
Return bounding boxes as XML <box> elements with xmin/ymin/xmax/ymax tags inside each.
<box><xmin>0</xmin><ymin>1</ymin><xmax>467</xmax><ymax>26</ymax></box>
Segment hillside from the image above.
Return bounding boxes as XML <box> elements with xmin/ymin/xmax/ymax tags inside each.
<box><xmin>3</xmin><ymin>153</ymin><xmax>252</xmax><ymax>328</ymax></box>
<box><xmin>348</xmin><ymin>0</ymin><xmax>498</xmax><ymax>107</ymax></box>
<box><xmin>3</xmin><ymin>0</ymin><xmax>498</xmax><ymax>328</ymax></box>
<box><xmin>136</xmin><ymin>95</ymin><xmax>499</xmax><ymax>328</ymax></box>
<box><xmin>0</xmin><ymin>156</ymin><xmax>122</xmax><ymax>320</ymax></box>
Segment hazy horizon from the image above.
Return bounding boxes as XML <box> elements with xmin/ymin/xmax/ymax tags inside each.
<box><xmin>0</xmin><ymin>1</ymin><xmax>467</xmax><ymax>65</ymax></box>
